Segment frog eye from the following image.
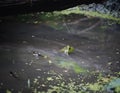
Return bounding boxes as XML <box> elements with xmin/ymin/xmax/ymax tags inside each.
<box><xmin>69</xmin><ymin>47</ymin><xmax>71</xmax><ymax>50</ymax></box>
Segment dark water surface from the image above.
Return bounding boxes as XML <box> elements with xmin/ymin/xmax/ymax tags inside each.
<box><xmin>0</xmin><ymin>16</ymin><xmax>120</xmax><ymax>93</ymax></box>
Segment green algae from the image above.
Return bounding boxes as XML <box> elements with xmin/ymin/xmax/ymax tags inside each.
<box><xmin>55</xmin><ymin>58</ymin><xmax>86</xmax><ymax>73</ymax></box>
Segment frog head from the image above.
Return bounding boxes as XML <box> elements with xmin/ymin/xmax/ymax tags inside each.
<box><xmin>60</xmin><ymin>45</ymin><xmax>74</xmax><ymax>55</ymax></box>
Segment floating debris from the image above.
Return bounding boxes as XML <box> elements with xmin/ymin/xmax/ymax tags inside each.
<box><xmin>116</xmin><ymin>52</ymin><xmax>119</xmax><ymax>55</ymax></box>
<box><xmin>33</xmin><ymin>51</ymin><xmax>39</xmax><ymax>57</ymax></box>
<box><xmin>21</xmin><ymin>69</ymin><xmax>25</xmax><ymax>71</ymax></box>
<box><xmin>9</xmin><ymin>71</ymin><xmax>19</xmax><ymax>79</ymax></box>
<box><xmin>48</xmin><ymin>60</ymin><xmax>52</xmax><ymax>64</ymax></box>
<box><xmin>22</xmin><ymin>41</ymin><xmax>27</xmax><ymax>44</ymax></box>
<box><xmin>33</xmin><ymin>78</ymin><xmax>38</xmax><ymax>84</ymax></box>
<box><xmin>108</xmin><ymin>62</ymin><xmax>112</xmax><ymax>65</ymax></box>
<box><xmin>96</xmin><ymin>56</ymin><xmax>100</xmax><ymax>58</ymax></box>
<box><xmin>43</xmin><ymin>55</ymin><xmax>48</xmax><ymax>59</ymax></box>
<box><xmin>27</xmin><ymin>78</ymin><xmax>30</xmax><ymax>88</ymax></box>
<box><xmin>32</xmin><ymin>35</ymin><xmax>35</xmax><ymax>37</ymax></box>
<box><xmin>41</xmin><ymin>84</ymin><xmax>45</xmax><ymax>87</ymax></box>
<box><xmin>32</xmin><ymin>51</ymin><xmax>48</xmax><ymax>59</ymax></box>
<box><xmin>37</xmin><ymin>76</ymin><xmax>41</xmax><ymax>79</ymax></box>
<box><xmin>36</xmin><ymin>69</ymin><xmax>41</xmax><ymax>71</ymax></box>
<box><xmin>47</xmin><ymin>77</ymin><xmax>54</xmax><ymax>81</ymax></box>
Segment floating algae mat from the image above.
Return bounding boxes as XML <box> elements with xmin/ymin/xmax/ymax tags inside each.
<box><xmin>54</xmin><ymin>57</ymin><xmax>86</xmax><ymax>73</ymax></box>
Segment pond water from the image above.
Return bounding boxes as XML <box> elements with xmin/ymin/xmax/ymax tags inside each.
<box><xmin>0</xmin><ymin>14</ymin><xmax>120</xmax><ymax>93</ymax></box>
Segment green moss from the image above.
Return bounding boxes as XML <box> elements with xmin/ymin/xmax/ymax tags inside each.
<box><xmin>54</xmin><ymin>6</ymin><xmax>120</xmax><ymax>23</ymax></box>
<box><xmin>78</xmin><ymin>11</ymin><xmax>120</xmax><ymax>23</ymax></box>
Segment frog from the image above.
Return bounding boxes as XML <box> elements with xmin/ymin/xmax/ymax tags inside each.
<box><xmin>60</xmin><ymin>45</ymin><xmax>74</xmax><ymax>55</ymax></box>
